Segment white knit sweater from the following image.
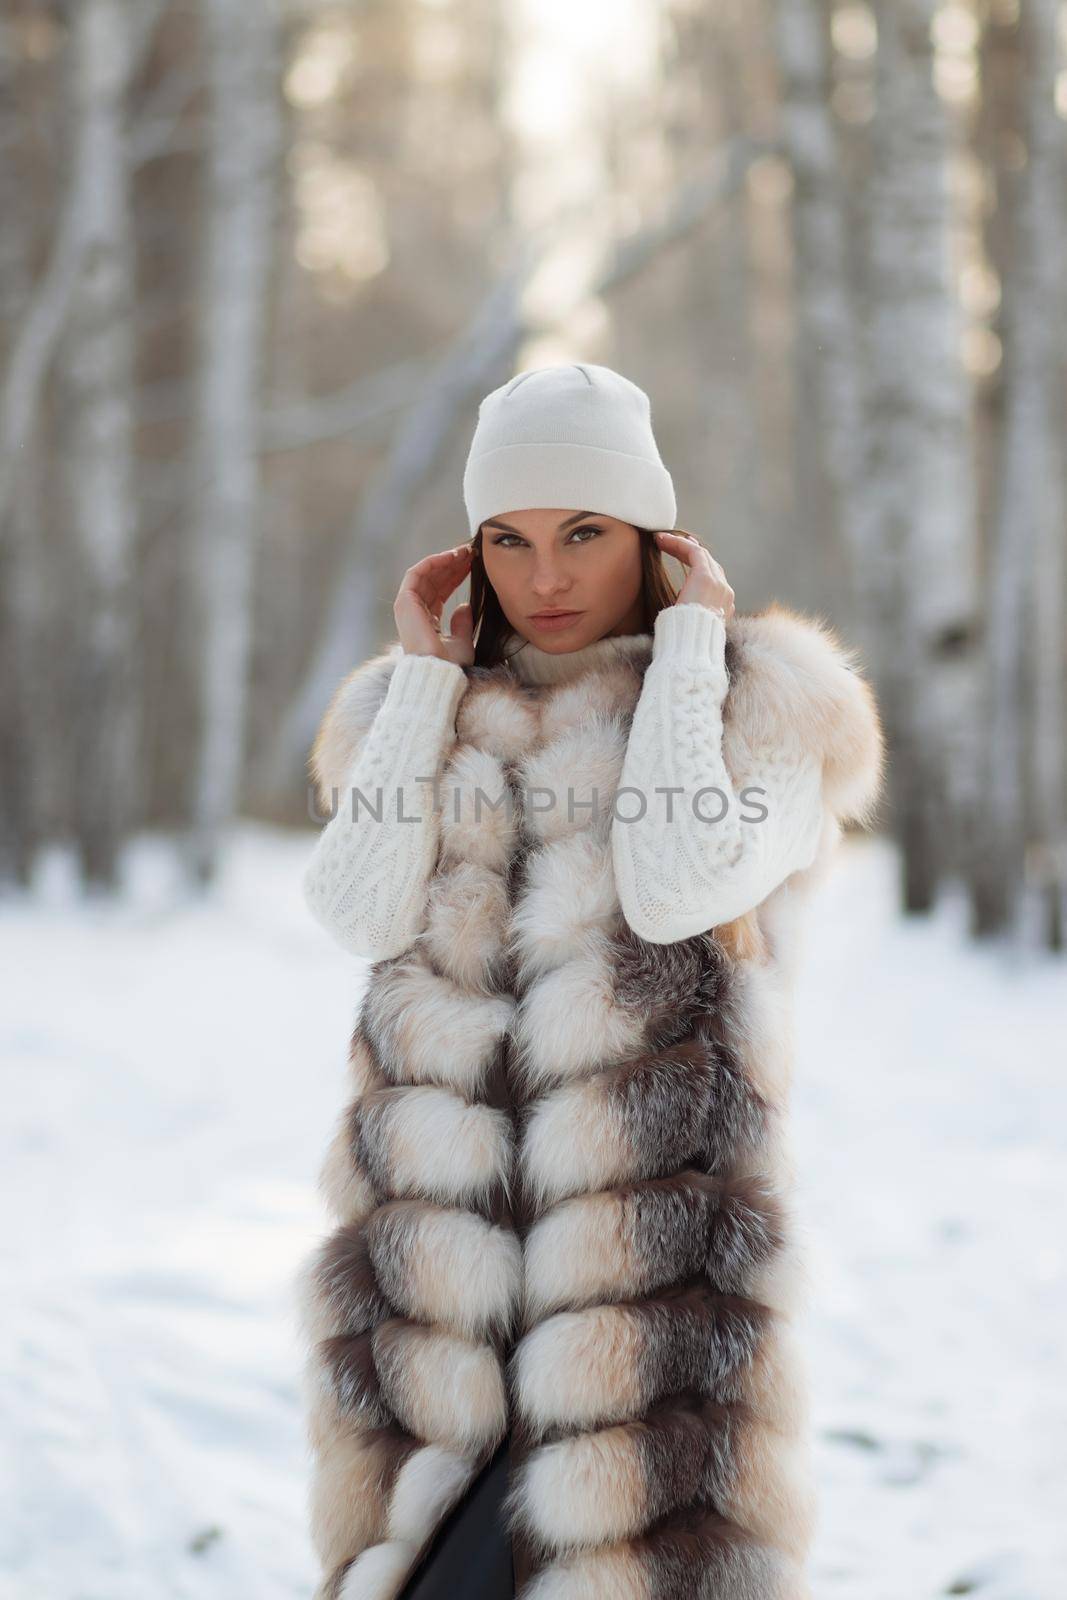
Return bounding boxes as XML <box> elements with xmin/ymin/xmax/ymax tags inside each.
<box><xmin>302</xmin><ymin>602</ymin><xmax>826</xmax><ymax>957</ymax></box>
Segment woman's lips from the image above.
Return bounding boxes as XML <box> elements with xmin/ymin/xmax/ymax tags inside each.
<box><xmin>529</xmin><ymin>611</ymin><xmax>584</xmax><ymax>632</ymax></box>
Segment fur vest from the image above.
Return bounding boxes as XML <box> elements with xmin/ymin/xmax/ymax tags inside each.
<box><xmin>296</xmin><ymin>605</ymin><xmax>885</xmax><ymax>1600</ymax></box>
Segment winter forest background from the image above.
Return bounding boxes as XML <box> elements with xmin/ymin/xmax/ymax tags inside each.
<box><xmin>2</xmin><ymin>2</ymin><xmax>1066</xmax><ymax>1599</ymax></box>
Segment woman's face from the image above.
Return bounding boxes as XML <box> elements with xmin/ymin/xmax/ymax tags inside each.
<box><xmin>479</xmin><ymin>507</ymin><xmax>645</xmax><ymax>650</ymax></box>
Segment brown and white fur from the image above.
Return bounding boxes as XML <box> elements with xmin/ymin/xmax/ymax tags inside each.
<box><xmin>296</xmin><ymin>604</ymin><xmax>885</xmax><ymax>1599</ymax></box>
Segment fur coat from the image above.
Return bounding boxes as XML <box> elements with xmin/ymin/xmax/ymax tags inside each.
<box><xmin>296</xmin><ymin>604</ymin><xmax>886</xmax><ymax>1600</ymax></box>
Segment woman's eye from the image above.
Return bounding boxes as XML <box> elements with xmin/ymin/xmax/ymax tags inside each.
<box><xmin>491</xmin><ymin>525</ymin><xmax>602</xmax><ymax>548</ymax></box>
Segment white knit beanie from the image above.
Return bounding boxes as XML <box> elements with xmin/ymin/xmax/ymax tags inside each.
<box><xmin>462</xmin><ymin>362</ymin><xmax>676</xmax><ymax>537</ymax></box>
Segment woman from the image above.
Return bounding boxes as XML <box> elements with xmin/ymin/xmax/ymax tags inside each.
<box><xmin>297</xmin><ymin>363</ymin><xmax>885</xmax><ymax>1600</ymax></box>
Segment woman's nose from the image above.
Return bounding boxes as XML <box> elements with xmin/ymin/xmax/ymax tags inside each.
<box><xmin>530</xmin><ymin>568</ymin><xmax>569</xmax><ymax>597</ymax></box>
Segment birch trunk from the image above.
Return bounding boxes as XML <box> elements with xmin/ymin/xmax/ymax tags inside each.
<box><xmin>0</xmin><ymin>39</ymin><xmax>36</xmax><ymax>885</ymax></box>
<box><xmin>859</xmin><ymin>0</ymin><xmax>978</xmax><ymax>911</ymax></box>
<box><xmin>1022</xmin><ymin>0</ymin><xmax>1067</xmax><ymax>952</ymax></box>
<box><xmin>186</xmin><ymin>0</ymin><xmax>281</xmax><ymax>880</ymax></box>
<box><xmin>976</xmin><ymin>0</ymin><xmax>1067</xmax><ymax>943</ymax></box>
<box><xmin>773</xmin><ymin>0</ymin><xmax>864</xmax><ymax>615</ymax></box>
<box><xmin>63</xmin><ymin>0</ymin><xmax>140</xmax><ymax>886</ymax></box>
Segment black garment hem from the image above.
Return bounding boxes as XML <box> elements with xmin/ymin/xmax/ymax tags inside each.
<box><xmin>395</xmin><ymin>1436</ymin><xmax>514</xmax><ymax>1600</ymax></box>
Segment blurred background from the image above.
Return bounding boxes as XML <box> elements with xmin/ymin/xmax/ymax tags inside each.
<box><xmin>2</xmin><ymin>2</ymin><xmax>1065</xmax><ymax>1598</ymax></box>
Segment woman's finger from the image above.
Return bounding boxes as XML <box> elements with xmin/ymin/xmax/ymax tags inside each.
<box><xmin>656</xmin><ymin>528</ymin><xmax>725</xmax><ymax>573</ymax></box>
<box><xmin>655</xmin><ymin>529</ymin><xmax>713</xmax><ymax>569</ymax></box>
<box><xmin>654</xmin><ymin>528</ymin><xmax>734</xmax><ymax>618</ymax></box>
<box><xmin>400</xmin><ymin>547</ymin><xmax>471</xmax><ymax>592</ymax></box>
<box><xmin>396</xmin><ymin>545</ymin><xmax>472</xmax><ymax>612</ymax></box>
<box><xmin>655</xmin><ymin>528</ymin><xmax>705</xmax><ymax>550</ymax></box>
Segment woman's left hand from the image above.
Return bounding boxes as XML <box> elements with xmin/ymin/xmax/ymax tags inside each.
<box><xmin>654</xmin><ymin>528</ymin><xmax>735</xmax><ymax>620</ymax></box>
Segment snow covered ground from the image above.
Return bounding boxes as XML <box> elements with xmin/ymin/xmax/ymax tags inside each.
<box><xmin>1</xmin><ymin>824</ymin><xmax>1063</xmax><ymax>1599</ymax></box>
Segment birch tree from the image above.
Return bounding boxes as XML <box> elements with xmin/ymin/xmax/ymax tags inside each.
<box><xmin>62</xmin><ymin>0</ymin><xmax>140</xmax><ymax>886</ymax></box>
<box><xmin>0</xmin><ymin>30</ymin><xmax>39</xmax><ymax>884</ymax></box>
<box><xmin>1019</xmin><ymin>0</ymin><xmax>1066</xmax><ymax>952</ymax></box>
<box><xmin>858</xmin><ymin>0</ymin><xmax>979</xmax><ymax>911</ymax></box>
<box><xmin>773</xmin><ymin>0</ymin><xmax>864</xmax><ymax>614</ymax></box>
<box><xmin>185</xmin><ymin>0</ymin><xmax>282</xmax><ymax>881</ymax></box>
<box><xmin>974</xmin><ymin>0</ymin><xmax>1067</xmax><ymax>944</ymax></box>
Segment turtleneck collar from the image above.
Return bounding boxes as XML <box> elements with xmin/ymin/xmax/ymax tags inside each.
<box><xmin>500</xmin><ymin>627</ymin><xmax>653</xmax><ymax>686</ymax></box>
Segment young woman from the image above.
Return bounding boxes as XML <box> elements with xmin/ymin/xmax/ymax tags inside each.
<box><xmin>297</xmin><ymin>363</ymin><xmax>885</xmax><ymax>1600</ymax></box>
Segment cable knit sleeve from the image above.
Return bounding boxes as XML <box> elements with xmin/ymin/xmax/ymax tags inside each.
<box><xmin>611</xmin><ymin>601</ymin><xmax>885</xmax><ymax>943</ymax></box>
<box><xmin>302</xmin><ymin>650</ymin><xmax>468</xmax><ymax>961</ymax></box>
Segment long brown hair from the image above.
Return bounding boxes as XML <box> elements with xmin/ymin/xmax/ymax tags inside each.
<box><xmin>467</xmin><ymin>524</ymin><xmax>682</xmax><ymax>670</ymax></box>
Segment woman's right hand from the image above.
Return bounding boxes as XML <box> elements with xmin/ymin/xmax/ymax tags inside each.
<box><xmin>394</xmin><ymin>542</ymin><xmax>475</xmax><ymax>664</ymax></box>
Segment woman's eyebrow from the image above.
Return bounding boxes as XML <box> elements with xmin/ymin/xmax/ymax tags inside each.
<box><xmin>484</xmin><ymin>510</ymin><xmax>595</xmax><ymax>534</ymax></box>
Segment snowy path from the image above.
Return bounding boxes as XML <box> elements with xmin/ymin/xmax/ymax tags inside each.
<box><xmin>1</xmin><ymin>825</ymin><xmax>1063</xmax><ymax>1599</ymax></box>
